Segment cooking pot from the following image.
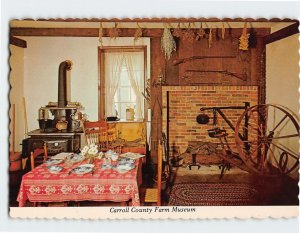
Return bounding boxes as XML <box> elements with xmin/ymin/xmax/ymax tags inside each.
<box><xmin>56</xmin><ymin>120</ymin><xmax>68</xmax><ymax>130</ymax></box>
<box><xmin>196</xmin><ymin>114</ymin><xmax>210</xmax><ymax>124</ymax></box>
<box><xmin>38</xmin><ymin>119</ymin><xmax>54</xmax><ymax>130</ymax></box>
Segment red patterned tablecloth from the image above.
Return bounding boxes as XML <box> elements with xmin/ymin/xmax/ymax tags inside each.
<box><xmin>17</xmin><ymin>158</ymin><xmax>142</xmax><ymax>207</ymax></box>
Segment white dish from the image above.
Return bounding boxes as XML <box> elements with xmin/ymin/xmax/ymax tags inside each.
<box><xmin>68</xmin><ymin>154</ymin><xmax>85</xmax><ymax>163</ymax></box>
<box><xmin>101</xmin><ymin>164</ymin><xmax>112</xmax><ymax>169</ymax></box>
<box><xmin>46</xmin><ymin>159</ymin><xmax>63</xmax><ymax>166</ymax></box>
<box><xmin>47</xmin><ymin>165</ymin><xmax>63</xmax><ymax>174</ymax></box>
<box><xmin>120</xmin><ymin>152</ymin><xmax>145</xmax><ymax>160</ymax></box>
<box><xmin>118</xmin><ymin>158</ymin><xmax>134</xmax><ymax>164</ymax></box>
<box><xmin>71</xmin><ymin>164</ymin><xmax>95</xmax><ymax>175</ymax></box>
<box><xmin>51</xmin><ymin>152</ymin><xmax>73</xmax><ymax>160</ymax></box>
<box><xmin>114</xmin><ymin>163</ymin><xmax>135</xmax><ymax>173</ymax></box>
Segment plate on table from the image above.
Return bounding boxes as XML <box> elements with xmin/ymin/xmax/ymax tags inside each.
<box><xmin>51</xmin><ymin>152</ymin><xmax>73</xmax><ymax>160</ymax></box>
<box><xmin>71</xmin><ymin>164</ymin><xmax>95</xmax><ymax>175</ymax></box>
<box><xmin>118</xmin><ymin>158</ymin><xmax>134</xmax><ymax>164</ymax></box>
<box><xmin>47</xmin><ymin>165</ymin><xmax>63</xmax><ymax>174</ymax></box>
<box><xmin>46</xmin><ymin>159</ymin><xmax>63</xmax><ymax>166</ymax></box>
<box><xmin>68</xmin><ymin>154</ymin><xmax>85</xmax><ymax>163</ymax></box>
<box><xmin>101</xmin><ymin>164</ymin><xmax>112</xmax><ymax>169</ymax></box>
<box><xmin>113</xmin><ymin>163</ymin><xmax>135</xmax><ymax>173</ymax></box>
<box><xmin>120</xmin><ymin>152</ymin><xmax>145</xmax><ymax>160</ymax></box>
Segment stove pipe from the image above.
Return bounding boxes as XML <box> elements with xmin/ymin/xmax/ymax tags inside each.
<box><xmin>58</xmin><ymin>60</ymin><xmax>72</xmax><ymax>107</ymax></box>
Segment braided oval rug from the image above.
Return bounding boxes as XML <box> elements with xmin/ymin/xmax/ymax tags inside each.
<box><xmin>169</xmin><ymin>182</ymin><xmax>259</xmax><ymax>206</ymax></box>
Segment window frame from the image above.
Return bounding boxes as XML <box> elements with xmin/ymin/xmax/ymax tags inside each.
<box><xmin>98</xmin><ymin>46</ymin><xmax>147</xmax><ymax>121</ymax></box>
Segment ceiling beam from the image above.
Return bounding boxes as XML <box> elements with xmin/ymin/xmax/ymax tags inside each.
<box><xmin>263</xmin><ymin>21</ymin><xmax>299</xmax><ymax>44</ymax></box>
<box><xmin>10</xmin><ymin>27</ymin><xmax>270</xmax><ymax>38</ymax></box>
<box><xmin>9</xmin><ymin>36</ymin><xmax>27</xmax><ymax>48</ymax></box>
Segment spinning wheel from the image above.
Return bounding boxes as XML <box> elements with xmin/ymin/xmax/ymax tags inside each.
<box><xmin>235</xmin><ymin>104</ymin><xmax>299</xmax><ymax>176</ymax></box>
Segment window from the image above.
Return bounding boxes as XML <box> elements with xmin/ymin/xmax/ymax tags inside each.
<box><xmin>114</xmin><ymin>64</ymin><xmax>138</xmax><ymax>119</ymax></box>
<box><xmin>99</xmin><ymin>47</ymin><xmax>146</xmax><ymax>121</ymax></box>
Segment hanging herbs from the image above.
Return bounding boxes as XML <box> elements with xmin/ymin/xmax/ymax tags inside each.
<box><xmin>208</xmin><ymin>28</ymin><xmax>213</xmax><ymax>48</ymax></box>
<box><xmin>182</xmin><ymin>23</ymin><xmax>195</xmax><ymax>43</ymax></box>
<box><xmin>161</xmin><ymin>25</ymin><xmax>176</xmax><ymax>60</ymax></box>
<box><xmin>221</xmin><ymin>23</ymin><xmax>225</xmax><ymax>40</ymax></box>
<box><xmin>239</xmin><ymin>22</ymin><xmax>250</xmax><ymax>50</ymax></box>
<box><xmin>196</xmin><ymin>22</ymin><xmax>206</xmax><ymax>40</ymax></box>
<box><xmin>98</xmin><ymin>22</ymin><xmax>104</xmax><ymax>47</ymax></box>
<box><xmin>134</xmin><ymin>23</ymin><xmax>143</xmax><ymax>43</ymax></box>
<box><xmin>108</xmin><ymin>22</ymin><xmax>121</xmax><ymax>39</ymax></box>
<box><xmin>172</xmin><ymin>23</ymin><xmax>182</xmax><ymax>38</ymax></box>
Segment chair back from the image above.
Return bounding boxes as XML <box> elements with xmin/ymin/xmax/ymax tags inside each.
<box><xmin>83</xmin><ymin>120</ymin><xmax>108</xmax><ymax>150</ymax></box>
<box><xmin>30</xmin><ymin>143</ymin><xmax>48</xmax><ymax>170</ymax></box>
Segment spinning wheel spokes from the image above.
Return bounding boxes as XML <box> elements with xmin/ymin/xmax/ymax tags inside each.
<box><xmin>235</xmin><ymin>104</ymin><xmax>299</xmax><ymax>176</ymax></box>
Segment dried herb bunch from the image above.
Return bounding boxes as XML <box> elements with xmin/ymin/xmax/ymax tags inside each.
<box><xmin>221</xmin><ymin>23</ymin><xmax>226</xmax><ymax>40</ymax></box>
<box><xmin>161</xmin><ymin>25</ymin><xmax>176</xmax><ymax>60</ymax></box>
<box><xmin>108</xmin><ymin>23</ymin><xmax>121</xmax><ymax>39</ymax></box>
<box><xmin>195</xmin><ymin>22</ymin><xmax>205</xmax><ymax>40</ymax></box>
<box><xmin>134</xmin><ymin>23</ymin><xmax>143</xmax><ymax>43</ymax></box>
<box><xmin>98</xmin><ymin>22</ymin><xmax>104</xmax><ymax>47</ymax></box>
<box><xmin>182</xmin><ymin>23</ymin><xmax>195</xmax><ymax>43</ymax></box>
<box><xmin>239</xmin><ymin>22</ymin><xmax>250</xmax><ymax>50</ymax></box>
<box><xmin>208</xmin><ymin>28</ymin><xmax>213</xmax><ymax>48</ymax></box>
<box><xmin>172</xmin><ymin>23</ymin><xmax>182</xmax><ymax>38</ymax></box>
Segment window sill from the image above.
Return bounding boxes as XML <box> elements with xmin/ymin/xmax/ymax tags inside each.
<box><xmin>107</xmin><ymin>119</ymin><xmax>145</xmax><ymax>123</ymax></box>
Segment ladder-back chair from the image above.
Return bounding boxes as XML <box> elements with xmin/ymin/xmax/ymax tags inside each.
<box><xmin>30</xmin><ymin>143</ymin><xmax>48</xmax><ymax>170</ymax></box>
<box><xmin>83</xmin><ymin>120</ymin><xmax>109</xmax><ymax>151</ymax></box>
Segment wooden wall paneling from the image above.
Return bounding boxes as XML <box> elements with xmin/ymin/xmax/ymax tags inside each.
<box><xmin>150</xmin><ymin>37</ymin><xmax>165</xmax><ymax>161</ymax></box>
<box><xmin>167</xmin><ymin>28</ymin><xmax>272</xmax><ymax>86</ymax></box>
<box><xmin>165</xmin><ymin>46</ymin><xmax>179</xmax><ymax>86</ymax></box>
<box><xmin>249</xmin><ymin>37</ymin><xmax>263</xmax><ymax>86</ymax></box>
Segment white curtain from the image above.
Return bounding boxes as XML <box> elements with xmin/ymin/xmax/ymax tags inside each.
<box><xmin>105</xmin><ymin>53</ymin><xmax>124</xmax><ymax>117</ymax></box>
<box><xmin>123</xmin><ymin>52</ymin><xmax>144</xmax><ymax>120</ymax></box>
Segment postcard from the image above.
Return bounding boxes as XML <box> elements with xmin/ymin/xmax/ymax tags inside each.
<box><xmin>8</xmin><ymin>17</ymin><xmax>299</xmax><ymax>220</ymax></box>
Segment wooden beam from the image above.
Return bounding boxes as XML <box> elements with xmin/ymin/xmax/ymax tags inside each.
<box><xmin>10</xmin><ymin>28</ymin><xmax>162</xmax><ymax>37</ymax></box>
<box><xmin>263</xmin><ymin>22</ymin><xmax>299</xmax><ymax>44</ymax></box>
<box><xmin>10</xmin><ymin>27</ymin><xmax>271</xmax><ymax>38</ymax></box>
<box><xmin>9</xmin><ymin>36</ymin><xmax>27</xmax><ymax>48</ymax></box>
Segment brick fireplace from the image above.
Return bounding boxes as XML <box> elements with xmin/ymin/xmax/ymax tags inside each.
<box><xmin>162</xmin><ymin>86</ymin><xmax>258</xmax><ymax>154</ymax></box>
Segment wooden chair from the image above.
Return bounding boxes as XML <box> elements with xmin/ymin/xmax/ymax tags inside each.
<box><xmin>144</xmin><ymin>140</ymin><xmax>163</xmax><ymax>206</ymax></box>
<box><xmin>83</xmin><ymin>120</ymin><xmax>109</xmax><ymax>151</ymax></box>
<box><xmin>30</xmin><ymin>143</ymin><xmax>48</xmax><ymax>170</ymax></box>
<box><xmin>107</xmin><ymin>123</ymin><xmax>123</xmax><ymax>153</ymax></box>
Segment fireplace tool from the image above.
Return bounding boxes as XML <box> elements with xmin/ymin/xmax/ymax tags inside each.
<box><xmin>199</xmin><ymin>102</ymin><xmax>250</xmax><ymax>177</ymax></box>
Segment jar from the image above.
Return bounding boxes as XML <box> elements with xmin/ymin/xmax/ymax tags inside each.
<box><xmin>126</xmin><ymin>107</ymin><xmax>134</xmax><ymax>121</ymax></box>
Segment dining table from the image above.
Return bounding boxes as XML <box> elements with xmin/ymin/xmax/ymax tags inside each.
<box><xmin>17</xmin><ymin>156</ymin><xmax>142</xmax><ymax>207</ymax></box>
